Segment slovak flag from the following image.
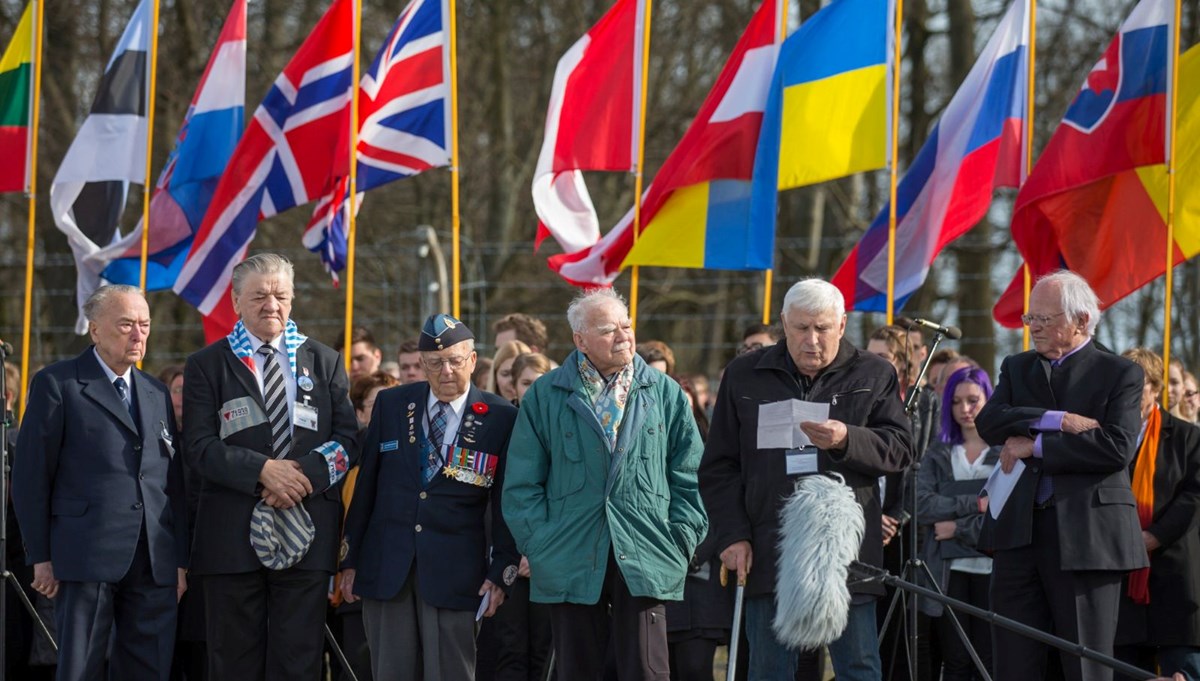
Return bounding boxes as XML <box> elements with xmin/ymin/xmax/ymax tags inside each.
<box><xmin>531</xmin><ymin>0</ymin><xmax>646</xmax><ymax>254</ymax></box>
<box><xmin>90</xmin><ymin>0</ymin><xmax>246</xmax><ymax>332</ymax></box>
<box><xmin>303</xmin><ymin>0</ymin><xmax>451</xmax><ymax>278</ymax></box>
<box><xmin>175</xmin><ymin>0</ymin><xmax>354</xmax><ymax>340</ymax></box>
<box><xmin>549</xmin><ymin>0</ymin><xmax>782</xmax><ymax>286</ymax></box>
<box><xmin>831</xmin><ymin>0</ymin><xmax>1030</xmax><ymax>312</ymax></box>
<box><xmin>993</xmin><ymin>0</ymin><xmax>1173</xmax><ymax>326</ymax></box>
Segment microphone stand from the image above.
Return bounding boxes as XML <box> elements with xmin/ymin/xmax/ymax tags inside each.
<box><xmin>878</xmin><ymin>328</ymin><xmax>988</xmax><ymax>681</ymax></box>
<box><xmin>851</xmin><ymin>562</ymin><xmax>1158</xmax><ymax>680</ymax></box>
<box><xmin>0</xmin><ymin>344</ymin><xmax>59</xmax><ymax>674</ymax></box>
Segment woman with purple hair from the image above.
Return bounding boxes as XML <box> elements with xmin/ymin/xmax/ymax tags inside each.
<box><xmin>915</xmin><ymin>366</ymin><xmax>1000</xmax><ymax>680</ymax></box>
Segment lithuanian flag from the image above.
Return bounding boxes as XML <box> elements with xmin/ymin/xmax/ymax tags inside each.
<box><xmin>0</xmin><ymin>2</ymin><xmax>33</xmax><ymax>193</ymax></box>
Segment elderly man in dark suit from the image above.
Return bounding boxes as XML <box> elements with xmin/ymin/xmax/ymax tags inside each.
<box><xmin>13</xmin><ymin>284</ymin><xmax>188</xmax><ymax>681</ymax></box>
<box><xmin>977</xmin><ymin>270</ymin><xmax>1147</xmax><ymax>681</ymax></box>
<box><xmin>183</xmin><ymin>253</ymin><xmax>358</xmax><ymax>681</ymax></box>
<box><xmin>339</xmin><ymin>314</ymin><xmax>519</xmax><ymax>681</ymax></box>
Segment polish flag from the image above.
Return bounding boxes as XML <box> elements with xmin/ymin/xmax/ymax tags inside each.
<box><xmin>531</xmin><ymin>0</ymin><xmax>645</xmax><ymax>254</ymax></box>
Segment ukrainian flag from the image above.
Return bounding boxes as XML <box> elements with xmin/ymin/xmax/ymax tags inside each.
<box><xmin>751</xmin><ymin>0</ymin><xmax>890</xmax><ymax>229</ymax></box>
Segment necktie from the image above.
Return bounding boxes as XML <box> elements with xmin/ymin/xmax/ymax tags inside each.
<box><xmin>1036</xmin><ymin>359</ymin><xmax>1057</xmax><ymax>504</ymax></box>
<box><xmin>423</xmin><ymin>401</ymin><xmax>450</xmax><ymax>483</ymax></box>
<box><xmin>259</xmin><ymin>346</ymin><xmax>292</xmax><ymax>458</ymax></box>
<box><xmin>113</xmin><ymin>377</ymin><xmax>135</xmax><ymax>421</ymax></box>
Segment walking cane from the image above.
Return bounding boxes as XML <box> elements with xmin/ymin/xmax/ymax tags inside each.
<box><xmin>720</xmin><ymin>565</ymin><xmax>747</xmax><ymax>681</ymax></box>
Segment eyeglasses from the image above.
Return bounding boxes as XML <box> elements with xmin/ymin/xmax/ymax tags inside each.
<box><xmin>1020</xmin><ymin>312</ymin><xmax>1066</xmax><ymax>326</ymax></box>
<box><xmin>420</xmin><ymin>355</ymin><xmax>472</xmax><ymax>372</ymax></box>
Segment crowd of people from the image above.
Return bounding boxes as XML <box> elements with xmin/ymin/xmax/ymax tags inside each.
<box><xmin>2</xmin><ymin>255</ymin><xmax>1199</xmax><ymax>681</ymax></box>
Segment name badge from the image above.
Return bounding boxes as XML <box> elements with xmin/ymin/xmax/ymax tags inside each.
<box><xmin>380</xmin><ymin>440</ymin><xmax>399</xmax><ymax>452</ymax></box>
<box><xmin>294</xmin><ymin>402</ymin><xmax>319</xmax><ymax>431</ymax></box>
<box><xmin>785</xmin><ymin>447</ymin><xmax>819</xmax><ymax>476</ymax></box>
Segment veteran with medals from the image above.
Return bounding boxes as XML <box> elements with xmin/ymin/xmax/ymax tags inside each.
<box><xmin>339</xmin><ymin>314</ymin><xmax>520</xmax><ymax>681</ymax></box>
<box><xmin>182</xmin><ymin>254</ymin><xmax>359</xmax><ymax>681</ymax></box>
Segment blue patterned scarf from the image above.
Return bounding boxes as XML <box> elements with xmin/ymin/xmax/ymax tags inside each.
<box><xmin>578</xmin><ymin>353</ymin><xmax>634</xmax><ymax>451</ymax></box>
<box><xmin>227</xmin><ymin>319</ymin><xmax>308</xmax><ymax>379</ymax></box>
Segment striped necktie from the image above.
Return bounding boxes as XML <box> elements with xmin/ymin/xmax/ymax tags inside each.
<box><xmin>423</xmin><ymin>401</ymin><xmax>450</xmax><ymax>483</ymax></box>
<box><xmin>259</xmin><ymin>345</ymin><xmax>292</xmax><ymax>458</ymax></box>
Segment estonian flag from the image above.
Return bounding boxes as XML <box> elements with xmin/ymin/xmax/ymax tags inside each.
<box><xmin>50</xmin><ymin>0</ymin><xmax>150</xmax><ymax>333</ymax></box>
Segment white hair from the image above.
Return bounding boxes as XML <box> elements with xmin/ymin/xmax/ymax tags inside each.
<box><xmin>1034</xmin><ymin>270</ymin><xmax>1101</xmax><ymax>336</ymax></box>
<box><xmin>781</xmin><ymin>278</ymin><xmax>845</xmax><ymax>322</ymax></box>
<box><xmin>82</xmin><ymin>285</ymin><xmax>144</xmax><ymax>322</ymax></box>
<box><xmin>232</xmin><ymin>253</ymin><xmax>295</xmax><ymax>296</ymax></box>
<box><xmin>567</xmin><ymin>288</ymin><xmax>628</xmax><ymax>333</ymax></box>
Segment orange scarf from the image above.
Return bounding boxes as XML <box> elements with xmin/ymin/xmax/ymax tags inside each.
<box><xmin>1128</xmin><ymin>405</ymin><xmax>1160</xmax><ymax>604</ymax></box>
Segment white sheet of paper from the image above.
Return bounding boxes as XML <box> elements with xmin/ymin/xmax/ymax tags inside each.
<box><xmin>476</xmin><ymin>590</ymin><xmax>491</xmax><ymax>621</ymax></box>
<box><xmin>757</xmin><ymin>400</ymin><xmax>831</xmax><ymax>449</ymax></box>
<box><xmin>982</xmin><ymin>459</ymin><xmax>1025</xmax><ymax>520</ymax></box>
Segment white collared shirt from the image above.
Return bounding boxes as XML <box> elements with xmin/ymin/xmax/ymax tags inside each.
<box><xmin>425</xmin><ymin>389</ymin><xmax>471</xmax><ymax>446</ymax></box>
<box><xmin>248</xmin><ymin>333</ymin><xmax>296</xmax><ymax>428</ymax></box>
<box><xmin>93</xmin><ymin>347</ymin><xmax>134</xmax><ymax>409</ymax></box>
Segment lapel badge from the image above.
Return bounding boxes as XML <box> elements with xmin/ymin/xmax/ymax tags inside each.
<box><xmin>408</xmin><ymin>402</ymin><xmax>416</xmax><ymax>411</ymax></box>
<box><xmin>298</xmin><ymin>375</ymin><xmax>315</xmax><ymax>392</ymax></box>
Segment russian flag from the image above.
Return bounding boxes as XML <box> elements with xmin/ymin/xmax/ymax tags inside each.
<box><xmin>90</xmin><ymin>0</ymin><xmax>246</xmax><ymax>331</ymax></box>
<box><xmin>993</xmin><ymin>0</ymin><xmax>1172</xmax><ymax>327</ymax></box>
<box><xmin>549</xmin><ymin>0</ymin><xmax>782</xmax><ymax>286</ymax></box>
<box><xmin>832</xmin><ymin>0</ymin><xmax>1029</xmax><ymax>312</ymax></box>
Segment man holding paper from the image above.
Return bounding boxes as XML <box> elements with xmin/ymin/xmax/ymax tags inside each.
<box><xmin>700</xmin><ymin>278</ymin><xmax>914</xmax><ymax>681</ymax></box>
<box><xmin>976</xmin><ymin>270</ymin><xmax>1146</xmax><ymax>681</ymax></box>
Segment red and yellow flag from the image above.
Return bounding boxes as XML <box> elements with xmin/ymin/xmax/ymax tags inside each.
<box><xmin>0</xmin><ymin>2</ymin><xmax>33</xmax><ymax>193</ymax></box>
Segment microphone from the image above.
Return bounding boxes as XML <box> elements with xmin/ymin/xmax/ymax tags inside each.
<box><xmin>908</xmin><ymin>318</ymin><xmax>963</xmax><ymax>340</ymax></box>
<box><xmin>773</xmin><ymin>473</ymin><xmax>865</xmax><ymax>650</ymax></box>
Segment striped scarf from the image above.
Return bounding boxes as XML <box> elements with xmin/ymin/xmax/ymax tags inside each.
<box><xmin>227</xmin><ymin>319</ymin><xmax>308</xmax><ymax>380</ymax></box>
<box><xmin>1128</xmin><ymin>405</ymin><xmax>1161</xmax><ymax>605</ymax></box>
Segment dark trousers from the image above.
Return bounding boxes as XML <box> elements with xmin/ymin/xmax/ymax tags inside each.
<box><xmin>55</xmin><ymin>528</ymin><xmax>177</xmax><ymax>681</ymax></box>
<box><xmin>991</xmin><ymin>507</ymin><xmax>1123</xmax><ymax>681</ymax></box>
<box><xmin>493</xmin><ymin>577</ymin><xmax>553</xmax><ymax>681</ymax></box>
<box><xmin>667</xmin><ymin>637</ymin><xmax>716</xmax><ymax>681</ymax></box>
<box><xmin>938</xmin><ymin>570</ymin><xmax>993</xmax><ymax>681</ymax></box>
<box><xmin>549</xmin><ymin>553</ymin><xmax>669</xmax><ymax>680</ymax></box>
<box><xmin>203</xmin><ymin>567</ymin><xmax>329</xmax><ymax>681</ymax></box>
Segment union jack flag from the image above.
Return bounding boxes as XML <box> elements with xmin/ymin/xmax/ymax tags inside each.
<box><xmin>304</xmin><ymin>0</ymin><xmax>452</xmax><ymax>278</ymax></box>
<box><xmin>174</xmin><ymin>0</ymin><xmax>354</xmax><ymax>334</ymax></box>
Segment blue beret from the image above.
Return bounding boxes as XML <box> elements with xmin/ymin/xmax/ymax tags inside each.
<box><xmin>419</xmin><ymin>314</ymin><xmax>474</xmax><ymax>351</ymax></box>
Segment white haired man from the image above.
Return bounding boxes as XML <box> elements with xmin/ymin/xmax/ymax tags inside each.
<box><xmin>183</xmin><ymin>253</ymin><xmax>359</xmax><ymax>680</ymax></box>
<box><xmin>503</xmin><ymin>288</ymin><xmax>708</xmax><ymax>680</ymax></box>
<box><xmin>699</xmin><ymin>278</ymin><xmax>914</xmax><ymax>681</ymax></box>
<box><xmin>977</xmin><ymin>270</ymin><xmax>1146</xmax><ymax>681</ymax></box>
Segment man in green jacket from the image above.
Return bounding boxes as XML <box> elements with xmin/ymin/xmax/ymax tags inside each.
<box><xmin>503</xmin><ymin>288</ymin><xmax>708</xmax><ymax>681</ymax></box>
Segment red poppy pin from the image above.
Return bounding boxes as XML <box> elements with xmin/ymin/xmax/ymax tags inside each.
<box><xmin>472</xmin><ymin>402</ymin><xmax>489</xmax><ymax>415</ymax></box>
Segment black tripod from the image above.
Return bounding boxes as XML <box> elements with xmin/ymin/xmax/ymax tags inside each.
<box><xmin>877</xmin><ymin>327</ymin><xmax>989</xmax><ymax>681</ymax></box>
<box><xmin>0</xmin><ymin>341</ymin><xmax>58</xmax><ymax>674</ymax></box>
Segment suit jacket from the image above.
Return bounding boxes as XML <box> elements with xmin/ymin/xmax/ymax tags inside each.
<box><xmin>975</xmin><ymin>341</ymin><xmax>1148</xmax><ymax>571</ymax></box>
<box><xmin>183</xmin><ymin>335</ymin><xmax>358</xmax><ymax>575</ymax></box>
<box><xmin>1116</xmin><ymin>411</ymin><xmax>1200</xmax><ymax>646</ymax></box>
<box><xmin>342</xmin><ymin>383</ymin><xmax>520</xmax><ymax>611</ymax></box>
<box><xmin>12</xmin><ymin>348</ymin><xmax>187</xmax><ymax>585</ymax></box>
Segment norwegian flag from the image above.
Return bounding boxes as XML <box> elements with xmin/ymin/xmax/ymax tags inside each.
<box><xmin>174</xmin><ymin>0</ymin><xmax>353</xmax><ymax>339</ymax></box>
<box><xmin>304</xmin><ymin>0</ymin><xmax>451</xmax><ymax>278</ymax></box>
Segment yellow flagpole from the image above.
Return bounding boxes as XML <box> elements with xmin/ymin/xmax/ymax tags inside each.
<box><xmin>449</xmin><ymin>0</ymin><xmax>462</xmax><ymax>318</ymax></box>
<box><xmin>629</xmin><ymin>0</ymin><xmax>653</xmax><ymax>331</ymax></box>
<box><xmin>762</xmin><ymin>0</ymin><xmax>787</xmax><ymax>326</ymax></box>
<box><xmin>343</xmin><ymin>0</ymin><xmax>362</xmax><ymax>373</ymax></box>
<box><xmin>1021</xmin><ymin>0</ymin><xmax>1036</xmax><ymax>351</ymax></box>
<box><xmin>19</xmin><ymin>0</ymin><xmax>45</xmax><ymax>421</ymax></box>
<box><xmin>138</xmin><ymin>0</ymin><xmax>161</xmax><ymax>293</ymax></box>
<box><xmin>885</xmin><ymin>0</ymin><xmax>903</xmax><ymax>326</ymax></box>
<box><xmin>1162</xmin><ymin>0</ymin><xmax>1181</xmax><ymax>407</ymax></box>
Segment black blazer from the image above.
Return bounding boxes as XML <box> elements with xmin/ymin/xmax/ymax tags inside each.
<box><xmin>1116</xmin><ymin>411</ymin><xmax>1200</xmax><ymax>647</ymax></box>
<box><xmin>183</xmin><ymin>336</ymin><xmax>359</xmax><ymax>574</ymax></box>
<box><xmin>976</xmin><ymin>341</ymin><xmax>1148</xmax><ymax>571</ymax></box>
<box><xmin>342</xmin><ymin>382</ymin><xmax>520</xmax><ymax>611</ymax></box>
<box><xmin>13</xmin><ymin>349</ymin><xmax>187</xmax><ymax>585</ymax></box>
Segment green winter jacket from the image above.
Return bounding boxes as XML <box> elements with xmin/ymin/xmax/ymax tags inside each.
<box><xmin>502</xmin><ymin>350</ymin><xmax>708</xmax><ymax>604</ymax></box>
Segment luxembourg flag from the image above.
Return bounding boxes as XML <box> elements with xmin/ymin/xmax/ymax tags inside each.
<box><xmin>89</xmin><ymin>0</ymin><xmax>246</xmax><ymax>313</ymax></box>
<box><xmin>549</xmin><ymin>0</ymin><xmax>781</xmax><ymax>286</ymax></box>
<box><xmin>832</xmin><ymin>0</ymin><xmax>1030</xmax><ymax>312</ymax></box>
